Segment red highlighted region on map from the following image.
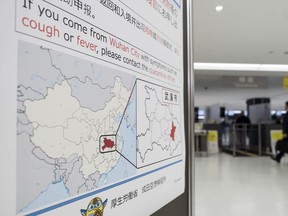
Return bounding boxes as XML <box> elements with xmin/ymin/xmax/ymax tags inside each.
<box><xmin>100</xmin><ymin>135</ymin><xmax>116</xmax><ymax>153</ymax></box>
<box><xmin>102</xmin><ymin>138</ymin><xmax>115</xmax><ymax>150</ymax></box>
<box><xmin>170</xmin><ymin>121</ymin><xmax>176</xmax><ymax>141</ymax></box>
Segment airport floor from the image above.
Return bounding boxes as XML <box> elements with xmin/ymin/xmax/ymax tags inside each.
<box><xmin>195</xmin><ymin>153</ymin><xmax>288</xmax><ymax>216</ymax></box>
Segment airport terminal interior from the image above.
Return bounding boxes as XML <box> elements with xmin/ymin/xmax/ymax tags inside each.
<box><xmin>193</xmin><ymin>0</ymin><xmax>288</xmax><ymax>215</ymax></box>
<box><xmin>2</xmin><ymin>1</ymin><xmax>288</xmax><ymax>215</ymax></box>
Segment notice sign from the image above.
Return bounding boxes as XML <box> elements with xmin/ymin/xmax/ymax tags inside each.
<box><xmin>283</xmin><ymin>77</ymin><xmax>288</xmax><ymax>90</ymax></box>
<box><xmin>207</xmin><ymin>130</ymin><xmax>219</xmax><ymax>154</ymax></box>
<box><xmin>5</xmin><ymin>0</ymin><xmax>185</xmax><ymax>216</ymax></box>
<box><xmin>223</xmin><ymin>76</ymin><xmax>268</xmax><ymax>89</ymax></box>
<box><xmin>270</xmin><ymin>130</ymin><xmax>283</xmax><ymax>155</ymax></box>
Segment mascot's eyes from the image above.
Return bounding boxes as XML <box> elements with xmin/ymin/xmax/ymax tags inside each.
<box><xmin>95</xmin><ymin>200</ymin><xmax>102</xmax><ymax>208</ymax></box>
<box><xmin>88</xmin><ymin>204</ymin><xmax>94</xmax><ymax>211</ymax></box>
<box><xmin>88</xmin><ymin>201</ymin><xmax>103</xmax><ymax>211</ymax></box>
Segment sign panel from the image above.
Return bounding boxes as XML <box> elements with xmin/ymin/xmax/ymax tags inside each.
<box><xmin>207</xmin><ymin>130</ymin><xmax>219</xmax><ymax>154</ymax></box>
<box><xmin>270</xmin><ymin>130</ymin><xmax>283</xmax><ymax>155</ymax></box>
<box><xmin>1</xmin><ymin>0</ymin><xmax>185</xmax><ymax>215</ymax></box>
<box><xmin>223</xmin><ymin>76</ymin><xmax>268</xmax><ymax>89</ymax></box>
<box><xmin>283</xmin><ymin>77</ymin><xmax>288</xmax><ymax>90</ymax></box>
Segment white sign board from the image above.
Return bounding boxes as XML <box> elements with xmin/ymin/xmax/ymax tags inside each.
<box><xmin>0</xmin><ymin>0</ymin><xmax>185</xmax><ymax>215</ymax></box>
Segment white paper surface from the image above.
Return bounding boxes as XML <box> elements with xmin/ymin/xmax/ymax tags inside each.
<box><xmin>1</xmin><ymin>0</ymin><xmax>185</xmax><ymax>215</ymax></box>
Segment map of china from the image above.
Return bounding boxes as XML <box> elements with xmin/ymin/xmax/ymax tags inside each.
<box><xmin>24</xmin><ymin>77</ymin><xmax>129</xmax><ymax>179</ymax></box>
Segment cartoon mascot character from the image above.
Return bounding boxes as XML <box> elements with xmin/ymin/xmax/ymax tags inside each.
<box><xmin>80</xmin><ymin>197</ymin><xmax>108</xmax><ymax>216</ymax></box>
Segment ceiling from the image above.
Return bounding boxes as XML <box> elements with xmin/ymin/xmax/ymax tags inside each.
<box><xmin>193</xmin><ymin>0</ymin><xmax>288</xmax><ymax>110</ymax></box>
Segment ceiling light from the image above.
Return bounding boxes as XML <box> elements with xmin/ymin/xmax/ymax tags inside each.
<box><xmin>194</xmin><ymin>63</ymin><xmax>288</xmax><ymax>72</ymax></box>
<box><xmin>215</xmin><ymin>6</ymin><xmax>224</xmax><ymax>12</ymax></box>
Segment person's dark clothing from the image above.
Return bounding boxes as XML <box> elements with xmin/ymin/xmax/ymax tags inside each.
<box><xmin>236</xmin><ymin>115</ymin><xmax>251</xmax><ymax>134</ymax></box>
<box><xmin>272</xmin><ymin>111</ymin><xmax>288</xmax><ymax>163</ymax></box>
<box><xmin>282</xmin><ymin>111</ymin><xmax>288</xmax><ymax>135</ymax></box>
<box><xmin>273</xmin><ymin>151</ymin><xmax>285</xmax><ymax>163</ymax></box>
<box><xmin>236</xmin><ymin>115</ymin><xmax>251</xmax><ymax>125</ymax></box>
<box><xmin>236</xmin><ymin>115</ymin><xmax>251</xmax><ymax>141</ymax></box>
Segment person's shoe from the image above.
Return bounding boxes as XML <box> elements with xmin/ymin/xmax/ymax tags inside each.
<box><xmin>270</xmin><ymin>156</ymin><xmax>280</xmax><ymax>163</ymax></box>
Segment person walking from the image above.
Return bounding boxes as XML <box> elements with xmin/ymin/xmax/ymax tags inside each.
<box><xmin>235</xmin><ymin>111</ymin><xmax>251</xmax><ymax>147</ymax></box>
<box><xmin>271</xmin><ymin>101</ymin><xmax>288</xmax><ymax>163</ymax></box>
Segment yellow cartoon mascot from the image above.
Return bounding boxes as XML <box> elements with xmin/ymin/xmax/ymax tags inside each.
<box><xmin>81</xmin><ymin>197</ymin><xmax>108</xmax><ymax>216</ymax></box>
